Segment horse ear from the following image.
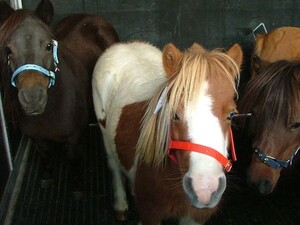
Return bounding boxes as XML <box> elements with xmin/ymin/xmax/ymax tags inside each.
<box><xmin>0</xmin><ymin>2</ymin><xmax>14</xmax><ymax>27</ymax></box>
<box><xmin>226</xmin><ymin>44</ymin><xmax>243</xmax><ymax>69</ymax></box>
<box><xmin>253</xmin><ymin>34</ymin><xmax>264</xmax><ymax>57</ymax></box>
<box><xmin>35</xmin><ymin>0</ymin><xmax>54</xmax><ymax>25</ymax></box>
<box><xmin>162</xmin><ymin>43</ymin><xmax>182</xmax><ymax>77</ymax></box>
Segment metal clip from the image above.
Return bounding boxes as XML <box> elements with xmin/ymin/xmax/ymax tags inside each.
<box><xmin>252</xmin><ymin>23</ymin><xmax>268</xmax><ymax>39</ymax></box>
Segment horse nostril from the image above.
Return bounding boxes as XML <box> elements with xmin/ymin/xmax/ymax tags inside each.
<box><xmin>38</xmin><ymin>88</ymin><xmax>46</xmax><ymax>101</ymax></box>
<box><xmin>182</xmin><ymin>173</ymin><xmax>226</xmax><ymax>209</ymax></box>
<box><xmin>258</xmin><ymin>179</ymin><xmax>273</xmax><ymax>195</ymax></box>
<box><xmin>19</xmin><ymin>89</ymin><xmax>31</xmax><ymax>104</ymax></box>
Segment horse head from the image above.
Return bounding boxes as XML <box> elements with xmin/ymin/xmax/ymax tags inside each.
<box><xmin>137</xmin><ymin>43</ymin><xmax>243</xmax><ymax>208</ymax></box>
<box><xmin>0</xmin><ymin>0</ymin><xmax>56</xmax><ymax>115</ymax></box>
<box><xmin>239</xmin><ymin>60</ymin><xmax>300</xmax><ymax>195</ymax></box>
<box><xmin>242</xmin><ymin>27</ymin><xmax>300</xmax><ymax>194</ymax></box>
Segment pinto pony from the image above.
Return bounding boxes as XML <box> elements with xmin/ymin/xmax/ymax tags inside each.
<box><xmin>239</xmin><ymin>27</ymin><xmax>300</xmax><ymax>194</ymax></box>
<box><xmin>0</xmin><ymin>0</ymin><xmax>119</xmax><ymax>193</ymax></box>
<box><xmin>92</xmin><ymin>41</ymin><xmax>243</xmax><ymax>224</ymax></box>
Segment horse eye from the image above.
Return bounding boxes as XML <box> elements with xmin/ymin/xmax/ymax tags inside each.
<box><xmin>46</xmin><ymin>43</ymin><xmax>52</xmax><ymax>51</ymax></box>
<box><xmin>173</xmin><ymin>112</ymin><xmax>180</xmax><ymax>120</ymax></box>
<box><xmin>5</xmin><ymin>47</ymin><xmax>12</xmax><ymax>60</ymax></box>
<box><xmin>227</xmin><ymin>111</ymin><xmax>237</xmax><ymax>121</ymax></box>
<box><xmin>290</xmin><ymin>122</ymin><xmax>300</xmax><ymax>131</ymax></box>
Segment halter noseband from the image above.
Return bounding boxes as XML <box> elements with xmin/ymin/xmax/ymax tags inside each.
<box><xmin>254</xmin><ymin>145</ymin><xmax>300</xmax><ymax>169</ymax></box>
<box><xmin>168</xmin><ymin>129</ymin><xmax>237</xmax><ymax>172</ymax></box>
<box><xmin>10</xmin><ymin>39</ymin><xmax>59</xmax><ymax>88</ymax></box>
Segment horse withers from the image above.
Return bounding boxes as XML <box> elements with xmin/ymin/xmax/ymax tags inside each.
<box><xmin>0</xmin><ymin>0</ymin><xmax>119</xmax><ymax>196</ymax></box>
<box><xmin>239</xmin><ymin>27</ymin><xmax>300</xmax><ymax>195</ymax></box>
<box><xmin>92</xmin><ymin>41</ymin><xmax>243</xmax><ymax>224</ymax></box>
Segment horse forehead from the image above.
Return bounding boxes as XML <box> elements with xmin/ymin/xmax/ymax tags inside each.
<box><xmin>186</xmin><ymin>81</ymin><xmax>232</xmax><ymax>121</ymax></box>
<box><xmin>10</xmin><ymin>17</ymin><xmax>50</xmax><ymax>42</ymax></box>
<box><xmin>207</xmin><ymin>75</ymin><xmax>235</xmax><ymax>106</ymax></box>
<box><xmin>258</xmin><ymin>27</ymin><xmax>300</xmax><ymax>62</ymax></box>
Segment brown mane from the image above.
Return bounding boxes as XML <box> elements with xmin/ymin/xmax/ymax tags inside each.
<box><xmin>239</xmin><ymin>60</ymin><xmax>300</xmax><ymax>130</ymax></box>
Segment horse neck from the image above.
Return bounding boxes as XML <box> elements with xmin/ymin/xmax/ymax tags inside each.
<box><xmin>58</xmin><ymin>39</ymin><xmax>102</xmax><ymax>75</ymax></box>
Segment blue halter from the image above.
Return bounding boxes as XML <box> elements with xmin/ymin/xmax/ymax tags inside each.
<box><xmin>11</xmin><ymin>39</ymin><xmax>59</xmax><ymax>88</ymax></box>
<box><xmin>254</xmin><ymin>145</ymin><xmax>300</xmax><ymax>169</ymax></box>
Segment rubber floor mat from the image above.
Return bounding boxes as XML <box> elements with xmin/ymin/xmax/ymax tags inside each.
<box><xmin>9</xmin><ymin>126</ymin><xmax>300</xmax><ymax>225</ymax></box>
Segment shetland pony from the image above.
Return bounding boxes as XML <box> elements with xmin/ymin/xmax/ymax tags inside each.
<box><xmin>92</xmin><ymin>41</ymin><xmax>243</xmax><ymax>224</ymax></box>
<box><xmin>239</xmin><ymin>27</ymin><xmax>300</xmax><ymax>194</ymax></box>
<box><xmin>0</xmin><ymin>0</ymin><xmax>119</xmax><ymax>193</ymax></box>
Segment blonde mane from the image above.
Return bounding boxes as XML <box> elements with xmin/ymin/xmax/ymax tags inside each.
<box><xmin>136</xmin><ymin>44</ymin><xmax>240</xmax><ymax>167</ymax></box>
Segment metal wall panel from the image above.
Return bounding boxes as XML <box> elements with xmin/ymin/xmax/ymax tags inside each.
<box><xmin>22</xmin><ymin>0</ymin><xmax>300</xmax><ymax>50</ymax></box>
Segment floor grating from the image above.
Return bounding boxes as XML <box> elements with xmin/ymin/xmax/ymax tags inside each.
<box><xmin>8</xmin><ymin>126</ymin><xmax>300</xmax><ymax>225</ymax></box>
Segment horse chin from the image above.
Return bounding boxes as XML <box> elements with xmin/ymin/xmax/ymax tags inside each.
<box><xmin>25</xmin><ymin>110</ymin><xmax>45</xmax><ymax>116</ymax></box>
<box><xmin>182</xmin><ymin>173</ymin><xmax>226</xmax><ymax>209</ymax></box>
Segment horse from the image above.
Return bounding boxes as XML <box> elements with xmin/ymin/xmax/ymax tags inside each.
<box><xmin>92</xmin><ymin>41</ymin><xmax>243</xmax><ymax>224</ymax></box>
<box><xmin>238</xmin><ymin>27</ymin><xmax>300</xmax><ymax>195</ymax></box>
<box><xmin>251</xmin><ymin>26</ymin><xmax>300</xmax><ymax>78</ymax></box>
<box><xmin>0</xmin><ymin>0</ymin><xmax>119</xmax><ymax>195</ymax></box>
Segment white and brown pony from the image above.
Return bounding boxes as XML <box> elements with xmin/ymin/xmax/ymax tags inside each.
<box><xmin>92</xmin><ymin>41</ymin><xmax>243</xmax><ymax>224</ymax></box>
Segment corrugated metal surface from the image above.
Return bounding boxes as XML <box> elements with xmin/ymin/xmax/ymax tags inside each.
<box><xmin>7</xmin><ymin>126</ymin><xmax>300</xmax><ymax>225</ymax></box>
<box><xmin>22</xmin><ymin>0</ymin><xmax>300</xmax><ymax>50</ymax></box>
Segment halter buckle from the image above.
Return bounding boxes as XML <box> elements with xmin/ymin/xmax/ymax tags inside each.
<box><xmin>224</xmin><ymin>161</ymin><xmax>233</xmax><ymax>172</ymax></box>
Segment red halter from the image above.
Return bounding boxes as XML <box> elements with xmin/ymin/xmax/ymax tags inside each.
<box><xmin>168</xmin><ymin>129</ymin><xmax>237</xmax><ymax>172</ymax></box>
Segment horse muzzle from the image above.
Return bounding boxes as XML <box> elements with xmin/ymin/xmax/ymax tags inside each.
<box><xmin>246</xmin><ymin>159</ymin><xmax>280</xmax><ymax>195</ymax></box>
<box><xmin>183</xmin><ymin>173</ymin><xmax>226</xmax><ymax>209</ymax></box>
<box><xmin>18</xmin><ymin>85</ymin><xmax>48</xmax><ymax>115</ymax></box>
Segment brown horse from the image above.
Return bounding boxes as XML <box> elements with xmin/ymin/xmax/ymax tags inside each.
<box><xmin>92</xmin><ymin>41</ymin><xmax>243</xmax><ymax>224</ymax></box>
<box><xmin>239</xmin><ymin>27</ymin><xmax>300</xmax><ymax>195</ymax></box>
<box><xmin>0</xmin><ymin>0</ymin><xmax>119</xmax><ymax>194</ymax></box>
<box><xmin>251</xmin><ymin>26</ymin><xmax>300</xmax><ymax>77</ymax></box>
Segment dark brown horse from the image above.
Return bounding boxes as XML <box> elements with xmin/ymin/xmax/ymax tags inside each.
<box><xmin>239</xmin><ymin>60</ymin><xmax>300</xmax><ymax>195</ymax></box>
<box><xmin>0</xmin><ymin>0</ymin><xmax>119</xmax><ymax>195</ymax></box>
<box><xmin>238</xmin><ymin>27</ymin><xmax>300</xmax><ymax>195</ymax></box>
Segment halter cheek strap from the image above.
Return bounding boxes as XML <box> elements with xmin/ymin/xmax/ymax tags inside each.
<box><xmin>168</xmin><ymin>128</ymin><xmax>237</xmax><ymax>172</ymax></box>
<box><xmin>254</xmin><ymin>145</ymin><xmax>300</xmax><ymax>170</ymax></box>
<box><xmin>10</xmin><ymin>39</ymin><xmax>59</xmax><ymax>88</ymax></box>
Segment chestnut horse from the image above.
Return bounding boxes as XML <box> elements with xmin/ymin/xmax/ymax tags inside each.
<box><xmin>251</xmin><ymin>26</ymin><xmax>300</xmax><ymax>77</ymax></box>
<box><xmin>92</xmin><ymin>41</ymin><xmax>243</xmax><ymax>224</ymax></box>
<box><xmin>0</xmin><ymin>0</ymin><xmax>119</xmax><ymax>194</ymax></box>
<box><xmin>239</xmin><ymin>27</ymin><xmax>300</xmax><ymax>194</ymax></box>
